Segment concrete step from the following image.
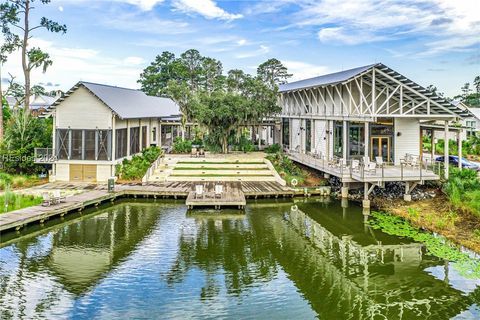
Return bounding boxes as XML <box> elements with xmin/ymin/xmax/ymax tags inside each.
<box><xmin>171</xmin><ymin>169</ymin><xmax>274</xmax><ymax>176</ymax></box>
<box><xmin>166</xmin><ymin>176</ymin><xmax>278</xmax><ymax>182</ymax></box>
<box><xmin>175</xmin><ymin>163</ymin><xmax>268</xmax><ymax>169</ymax></box>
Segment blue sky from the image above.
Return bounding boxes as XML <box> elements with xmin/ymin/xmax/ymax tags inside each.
<box><xmin>2</xmin><ymin>0</ymin><xmax>479</xmax><ymax>97</ymax></box>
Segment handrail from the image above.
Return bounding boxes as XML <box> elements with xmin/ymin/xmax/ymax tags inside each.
<box><xmin>141</xmin><ymin>154</ymin><xmax>164</xmax><ymax>185</ymax></box>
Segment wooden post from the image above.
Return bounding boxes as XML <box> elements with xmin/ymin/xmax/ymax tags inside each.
<box><xmin>444</xmin><ymin>120</ymin><xmax>449</xmax><ymax>179</ymax></box>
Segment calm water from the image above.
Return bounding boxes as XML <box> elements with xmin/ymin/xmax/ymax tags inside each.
<box><xmin>1</xmin><ymin>198</ymin><xmax>480</xmax><ymax>320</ymax></box>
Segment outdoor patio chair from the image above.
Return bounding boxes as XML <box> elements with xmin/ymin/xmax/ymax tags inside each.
<box><xmin>401</xmin><ymin>153</ymin><xmax>412</xmax><ymax>166</ymax></box>
<box><xmin>195</xmin><ymin>184</ymin><xmax>204</xmax><ymax>199</ymax></box>
<box><xmin>191</xmin><ymin>147</ymin><xmax>198</xmax><ymax>158</ymax></box>
<box><xmin>366</xmin><ymin>162</ymin><xmax>377</xmax><ymax>175</ymax></box>
<box><xmin>409</xmin><ymin>156</ymin><xmax>420</xmax><ymax>169</ymax></box>
<box><xmin>42</xmin><ymin>192</ymin><xmax>52</xmax><ymax>207</ymax></box>
<box><xmin>53</xmin><ymin>190</ymin><xmax>66</xmax><ymax>204</ymax></box>
<box><xmin>362</xmin><ymin>156</ymin><xmax>371</xmax><ymax>165</ymax></box>
<box><xmin>351</xmin><ymin>160</ymin><xmax>360</xmax><ymax>172</ymax></box>
<box><xmin>198</xmin><ymin>147</ymin><xmax>205</xmax><ymax>158</ymax></box>
<box><xmin>214</xmin><ymin>184</ymin><xmax>223</xmax><ymax>199</ymax></box>
<box><xmin>375</xmin><ymin>156</ymin><xmax>385</xmax><ymax>167</ymax></box>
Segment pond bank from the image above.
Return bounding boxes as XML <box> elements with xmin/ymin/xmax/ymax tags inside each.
<box><xmin>372</xmin><ymin>194</ymin><xmax>480</xmax><ymax>254</ymax></box>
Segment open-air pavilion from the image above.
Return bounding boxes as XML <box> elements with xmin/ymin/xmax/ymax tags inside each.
<box><xmin>279</xmin><ymin>63</ymin><xmax>474</xmax><ymax>206</ymax></box>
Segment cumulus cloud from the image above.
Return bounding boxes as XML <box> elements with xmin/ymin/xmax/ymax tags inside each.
<box><xmin>172</xmin><ymin>0</ymin><xmax>243</xmax><ymax>21</ymax></box>
<box><xmin>283</xmin><ymin>60</ymin><xmax>330</xmax><ymax>81</ymax></box>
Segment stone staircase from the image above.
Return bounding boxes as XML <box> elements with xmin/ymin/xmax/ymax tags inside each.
<box><xmin>147</xmin><ymin>156</ymin><xmax>285</xmax><ymax>184</ymax></box>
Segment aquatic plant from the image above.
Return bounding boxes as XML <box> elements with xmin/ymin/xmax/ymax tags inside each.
<box><xmin>369</xmin><ymin>211</ymin><xmax>480</xmax><ymax>278</ymax></box>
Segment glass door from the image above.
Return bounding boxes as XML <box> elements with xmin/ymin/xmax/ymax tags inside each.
<box><xmin>370</xmin><ymin>137</ymin><xmax>391</xmax><ymax>162</ymax></box>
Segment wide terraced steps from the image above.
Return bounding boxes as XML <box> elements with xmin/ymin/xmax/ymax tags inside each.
<box><xmin>147</xmin><ymin>156</ymin><xmax>285</xmax><ymax>184</ymax></box>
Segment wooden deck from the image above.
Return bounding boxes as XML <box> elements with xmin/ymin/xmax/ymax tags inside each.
<box><xmin>0</xmin><ymin>181</ymin><xmax>330</xmax><ymax>234</ymax></box>
<box><xmin>185</xmin><ymin>182</ymin><xmax>246</xmax><ymax>209</ymax></box>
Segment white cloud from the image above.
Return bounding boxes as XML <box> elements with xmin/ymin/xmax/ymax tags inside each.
<box><xmin>3</xmin><ymin>38</ymin><xmax>144</xmax><ymax>91</ymax></box>
<box><xmin>293</xmin><ymin>0</ymin><xmax>480</xmax><ymax>54</ymax></box>
<box><xmin>102</xmin><ymin>11</ymin><xmax>191</xmax><ymax>35</ymax></box>
<box><xmin>172</xmin><ymin>0</ymin><xmax>243</xmax><ymax>21</ymax></box>
<box><xmin>123</xmin><ymin>56</ymin><xmax>146</xmax><ymax>65</ymax></box>
<box><xmin>235</xmin><ymin>45</ymin><xmax>270</xmax><ymax>59</ymax></box>
<box><xmin>58</xmin><ymin>6</ymin><xmax>64</xmax><ymax>12</ymax></box>
<box><xmin>318</xmin><ymin>27</ymin><xmax>384</xmax><ymax>45</ymax></box>
<box><xmin>123</xmin><ymin>0</ymin><xmax>165</xmax><ymax>10</ymax></box>
<box><xmin>237</xmin><ymin>39</ymin><xmax>247</xmax><ymax>46</ymax></box>
<box><xmin>283</xmin><ymin>60</ymin><xmax>329</xmax><ymax>81</ymax></box>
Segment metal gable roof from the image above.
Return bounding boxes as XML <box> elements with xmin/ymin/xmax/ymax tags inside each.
<box><xmin>278</xmin><ymin>64</ymin><xmax>378</xmax><ymax>92</ymax></box>
<box><xmin>52</xmin><ymin>81</ymin><xmax>180</xmax><ymax>119</ymax></box>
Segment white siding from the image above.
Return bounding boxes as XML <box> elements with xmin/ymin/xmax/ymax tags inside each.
<box><xmin>56</xmin><ymin>86</ymin><xmax>112</xmax><ymax>129</ymax></box>
<box><xmin>394</xmin><ymin>118</ymin><xmax>420</xmax><ymax>165</ymax></box>
<box><xmin>97</xmin><ymin>165</ymin><xmax>112</xmax><ymax>182</ymax></box>
<box><xmin>291</xmin><ymin>119</ymin><xmax>301</xmax><ymax>151</ymax></box>
<box><xmin>55</xmin><ymin>163</ymin><xmax>69</xmax><ymax>182</ymax></box>
<box><xmin>313</xmin><ymin>120</ymin><xmax>327</xmax><ymax>157</ymax></box>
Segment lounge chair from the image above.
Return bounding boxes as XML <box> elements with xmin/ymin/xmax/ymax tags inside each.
<box><xmin>42</xmin><ymin>192</ymin><xmax>52</xmax><ymax>207</ymax></box>
<box><xmin>195</xmin><ymin>184</ymin><xmax>204</xmax><ymax>199</ymax></box>
<box><xmin>366</xmin><ymin>162</ymin><xmax>377</xmax><ymax>175</ymax></box>
<box><xmin>375</xmin><ymin>156</ymin><xmax>385</xmax><ymax>167</ymax></box>
<box><xmin>191</xmin><ymin>147</ymin><xmax>198</xmax><ymax>158</ymax></box>
<box><xmin>53</xmin><ymin>190</ymin><xmax>66</xmax><ymax>204</ymax></box>
<box><xmin>214</xmin><ymin>184</ymin><xmax>223</xmax><ymax>199</ymax></box>
<box><xmin>351</xmin><ymin>160</ymin><xmax>360</xmax><ymax>172</ymax></box>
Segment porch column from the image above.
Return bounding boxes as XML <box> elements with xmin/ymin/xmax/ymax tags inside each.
<box><xmin>458</xmin><ymin>129</ymin><xmax>462</xmax><ymax>169</ymax></box>
<box><xmin>364</xmin><ymin>122</ymin><xmax>370</xmax><ymax>160</ymax></box>
<box><xmin>126</xmin><ymin>119</ymin><xmax>131</xmax><ymax>156</ymax></box>
<box><xmin>111</xmin><ymin>114</ymin><xmax>116</xmax><ymax>161</ymax></box>
<box><xmin>158</xmin><ymin>122</ymin><xmax>162</xmax><ymax>147</ymax></box>
<box><xmin>444</xmin><ymin>120</ymin><xmax>449</xmax><ymax>179</ymax></box>
<box><xmin>431</xmin><ymin>129</ymin><xmax>435</xmax><ymax>162</ymax></box>
<box><xmin>342</xmin><ymin>120</ymin><xmax>348</xmax><ymax>160</ymax></box>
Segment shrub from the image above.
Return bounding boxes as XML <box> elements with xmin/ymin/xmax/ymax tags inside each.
<box><xmin>264</xmin><ymin>143</ymin><xmax>281</xmax><ymax>154</ymax></box>
<box><xmin>443</xmin><ymin>167</ymin><xmax>480</xmax><ymax>216</ymax></box>
<box><xmin>172</xmin><ymin>137</ymin><xmax>193</xmax><ymax>154</ymax></box>
<box><xmin>115</xmin><ymin>147</ymin><xmax>163</xmax><ymax>181</ymax></box>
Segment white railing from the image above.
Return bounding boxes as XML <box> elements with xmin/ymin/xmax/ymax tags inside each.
<box><xmin>34</xmin><ymin>148</ymin><xmax>56</xmax><ymax>163</ymax></box>
<box><xmin>141</xmin><ymin>154</ymin><xmax>164</xmax><ymax>185</ymax></box>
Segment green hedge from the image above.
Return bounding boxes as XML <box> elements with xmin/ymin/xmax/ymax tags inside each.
<box><xmin>115</xmin><ymin>147</ymin><xmax>162</xmax><ymax>180</ymax></box>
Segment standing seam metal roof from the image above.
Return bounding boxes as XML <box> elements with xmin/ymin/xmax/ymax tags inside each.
<box><xmin>52</xmin><ymin>81</ymin><xmax>180</xmax><ymax>119</ymax></box>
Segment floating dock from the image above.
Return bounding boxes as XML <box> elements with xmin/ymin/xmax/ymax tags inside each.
<box><xmin>185</xmin><ymin>182</ymin><xmax>246</xmax><ymax>209</ymax></box>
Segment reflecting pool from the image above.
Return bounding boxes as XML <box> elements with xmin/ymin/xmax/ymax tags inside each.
<box><xmin>1</xmin><ymin>198</ymin><xmax>480</xmax><ymax>319</ymax></box>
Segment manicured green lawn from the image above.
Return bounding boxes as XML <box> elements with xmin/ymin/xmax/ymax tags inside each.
<box><xmin>0</xmin><ymin>193</ymin><xmax>43</xmax><ymax>213</ymax></box>
<box><xmin>174</xmin><ymin>167</ymin><xmax>267</xmax><ymax>170</ymax></box>
<box><xmin>177</xmin><ymin>161</ymin><xmax>265</xmax><ymax>165</ymax></box>
<box><xmin>170</xmin><ymin>174</ymin><xmax>273</xmax><ymax>177</ymax></box>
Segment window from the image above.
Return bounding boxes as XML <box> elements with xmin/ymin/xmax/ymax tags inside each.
<box><xmin>71</xmin><ymin>130</ymin><xmax>83</xmax><ymax>160</ymax></box>
<box><xmin>97</xmin><ymin>130</ymin><xmax>111</xmax><ymax>160</ymax></box>
<box><xmin>142</xmin><ymin>126</ymin><xmax>147</xmax><ymax>150</ymax></box>
<box><xmin>152</xmin><ymin>127</ymin><xmax>157</xmax><ymax>142</ymax></box>
<box><xmin>305</xmin><ymin>120</ymin><xmax>312</xmax><ymax>153</ymax></box>
<box><xmin>56</xmin><ymin>129</ymin><xmax>70</xmax><ymax>160</ymax></box>
<box><xmin>333</xmin><ymin>121</ymin><xmax>343</xmax><ymax>158</ymax></box>
<box><xmin>130</xmin><ymin>127</ymin><xmax>140</xmax><ymax>154</ymax></box>
<box><xmin>282</xmin><ymin>118</ymin><xmax>290</xmax><ymax>149</ymax></box>
<box><xmin>116</xmin><ymin>128</ymin><xmax>127</xmax><ymax>159</ymax></box>
<box><xmin>348</xmin><ymin>123</ymin><xmax>365</xmax><ymax>158</ymax></box>
<box><xmin>84</xmin><ymin>130</ymin><xmax>96</xmax><ymax>160</ymax></box>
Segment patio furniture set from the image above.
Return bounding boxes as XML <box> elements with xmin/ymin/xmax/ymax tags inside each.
<box><xmin>42</xmin><ymin>190</ymin><xmax>67</xmax><ymax>207</ymax></box>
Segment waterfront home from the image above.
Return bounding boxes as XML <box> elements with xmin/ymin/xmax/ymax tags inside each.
<box><xmin>279</xmin><ymin>63</ymin><xmax>473</xmax><ymax>203</ymax></box>
<box><xmin>36</xmin><ymin>81</ymin><xmax>184</xmax><ymax>182</ymax></box>
<box><xmin>5</xmin><ymin>92</ymin><xmax>60</xmax><ymax>116</ymax></box>
<box><xmin>432</xmin><ymin>101</ymin><xmax>480</xmax><ymax>142</ymax></box>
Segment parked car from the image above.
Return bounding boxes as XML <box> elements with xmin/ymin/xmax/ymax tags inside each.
<box><xmin>435</xmin><ymin>156</ymin><xmax>480</xmax><ymax>171</ymax></box>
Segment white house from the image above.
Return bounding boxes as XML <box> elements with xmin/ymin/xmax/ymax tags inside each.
<box><xmin>279</xmin><ymin>63</ymin><xmax>472</xmax><ymax>204</ymax></box>
<box><xmin>37</xmin><ymin>82</ymin><xmax>184</xmax><ymax>182</ymax></box>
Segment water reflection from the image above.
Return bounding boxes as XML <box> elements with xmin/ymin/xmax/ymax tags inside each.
<box><xmin>0</xmin><ymin>198</ymin><xmax>479</xmax><ymax>319</ymax></box>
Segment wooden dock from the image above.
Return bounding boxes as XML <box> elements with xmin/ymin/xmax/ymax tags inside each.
<box><xmin>185</xmin><ymin>182</ymin><xmax>246</xmax><ymax>209</ymax></box>
<box><xmin>0</xmin><ymin>181</ymin><xmax>330</xmax><ymax>234</ymax></box>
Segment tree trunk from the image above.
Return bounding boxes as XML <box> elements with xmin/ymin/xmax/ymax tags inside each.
<box><xmin>22</xmin><ymin>0</ymin><xmax>30</xmax><ymax>112</ymax></box>
<box><xmin>222</xmin><ymin>136</ymin><xmax>228</xmax><ymax>154</ymax></box>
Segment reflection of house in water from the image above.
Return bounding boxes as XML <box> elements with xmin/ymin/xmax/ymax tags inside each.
<box><xmin>47</xmin><ymin>203</ymin><xmax>159</xmax><ymax>295</ymax></box>
<box><xmin>264</xmin><ymin>204</ymin><xmax>480</xmax><ymax>319</ymax></box>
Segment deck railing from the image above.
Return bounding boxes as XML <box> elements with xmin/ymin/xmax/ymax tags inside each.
<box><xmin>287</xmin><ymin>150</ymin><xmax>440</xmax><ymax>182</ymax></box>
<box><xmin>34</xmin><ymin>148</ymin><xmax>56</xmax><ymax>163</ymax></box>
